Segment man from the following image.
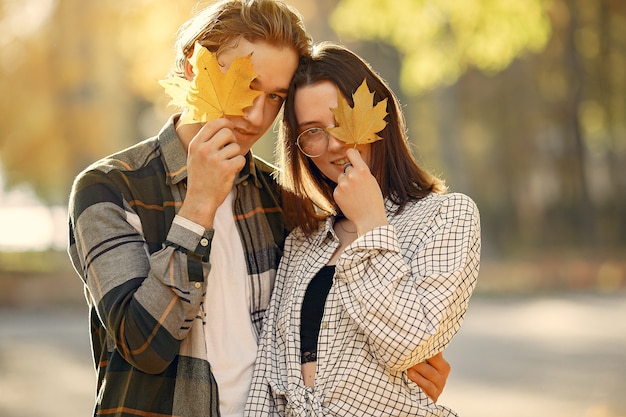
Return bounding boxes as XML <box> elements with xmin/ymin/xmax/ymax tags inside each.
<box><xmin>68</xmin><ymin>1</ymin><xmax>449</xmax><ymax>416</ymax></box>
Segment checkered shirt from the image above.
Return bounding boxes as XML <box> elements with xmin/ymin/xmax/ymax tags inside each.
<box><xmin>245</xmin><ymin>192</ymin><xmax>480</xmax><ymax>416</ymax></box>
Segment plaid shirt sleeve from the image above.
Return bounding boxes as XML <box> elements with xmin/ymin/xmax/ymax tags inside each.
<box><xmin>335</xmin><ymin>192</ymin><xmax>480</xmax><ymax>371</ymax></box>
<box><xmin>67</xmin><ymin>121</ymin><xmax>240</xmax><ymax>416</ymax></box>
<box><xmin>69</xmin><ymin>166</ymin><xmax>211</xmax><ymax>373</ymax></box>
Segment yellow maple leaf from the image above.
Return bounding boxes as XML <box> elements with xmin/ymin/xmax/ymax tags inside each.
<box><xmin>327</xmin><ymin>79</ymin><xmax>388</xmax><ymax>145</ymax></box>
<box><xmin>158</xmin><ymin>42</ymin><xmax>262</xmax><ymax>125</ymax></box>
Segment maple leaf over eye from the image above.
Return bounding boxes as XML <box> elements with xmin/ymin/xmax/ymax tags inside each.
<box><xmin>327</xmin><ymin>79</ymin><xmax>388</xmax><ymax>145</ymax></box>
<box><xmin>158</xmin><ymin>42</ymin><xmax>263</xmax><ymax>125</ymax></box>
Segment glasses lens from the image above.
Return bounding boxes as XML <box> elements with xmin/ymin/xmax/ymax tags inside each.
<box><xmin>297</xmin><ymin>128</ymin><xmax>328</xmax><ymax>157</ymax></box>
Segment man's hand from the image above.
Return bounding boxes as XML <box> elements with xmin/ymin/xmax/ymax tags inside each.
<box><xmin>407</xmin><ymin>352</ymin><xmax>451</xmax><ymax>402</ymax></box>
<box><xmin>178</xmin><ymin>118</ymin><xmax>246</xmax><ymax>228</ymax></box>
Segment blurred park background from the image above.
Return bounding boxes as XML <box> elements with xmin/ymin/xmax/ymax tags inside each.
<box><xmin>0</xmin><ymin>0</ymin><xmax>625</xmax><ymax>416</ymax></box>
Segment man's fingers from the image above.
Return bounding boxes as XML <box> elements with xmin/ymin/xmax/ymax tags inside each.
<box><xmin>409</xmin><ymin>361</ymin><xmax>443</xmax><ymax>386</ymax></box>
<box><xmin>427</xmin><ymin>352</ymin><xmax>451</xmax><ymax>378</ymax></box>
<box><xmin>196</xmin><ymin>118</ymin><xmax>234</xmax><ymax>142</ymax></box>
<box><xmin>187</xmin><ymin>119</ymin><xmax>236</xmax><ymax>155</ymax></box>
<box><xmin>407</xmin><ymin>368</ymin><xmax>438</xmax><ymax>400</ymax></box>
<box><xmin>407</xmin><ymin>356</ymin><xmax>448</xmax><ymax>402</ymax></box>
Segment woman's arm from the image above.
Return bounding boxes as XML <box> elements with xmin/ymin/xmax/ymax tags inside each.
<box><xmin>335</xmin><ymin>193</ymin><xmax>480</xmax><ymax>372</ymax></box>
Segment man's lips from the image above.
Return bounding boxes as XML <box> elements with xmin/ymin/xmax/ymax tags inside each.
<box><xmin>233</xmin><ymin>126</ymin><xmax>259</xmax><ymax>137</ymax></box>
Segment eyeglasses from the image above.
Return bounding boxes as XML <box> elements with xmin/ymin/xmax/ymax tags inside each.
<box><xmin>296</xmin><ymin>126</ymin><xmax>334</xmax><ymax>158</ymax></box>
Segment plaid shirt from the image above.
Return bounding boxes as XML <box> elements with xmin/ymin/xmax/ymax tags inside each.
<box><xmin>68</xmin><ymin>116</ymin><xmax>288</xmax><ymax>417</ymax></box>
<box><xmin>246</xmin><ymin>193</ymin><xmax>480</xmax><ymax>416</ymax></box>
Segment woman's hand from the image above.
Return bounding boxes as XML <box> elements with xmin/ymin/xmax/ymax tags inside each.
<box><xmin>333</xmin><ymin>148</ymin><xmax>388</xmax><ymax>236</ymax></box>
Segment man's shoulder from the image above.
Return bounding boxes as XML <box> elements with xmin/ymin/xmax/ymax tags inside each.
<box><xmin>85</xmin><ymin>136</ymin><xmax>161</xmax><ymax>175</ymax></box>
<box><xmin>71</xmin><ymin>136</ymin><xmax>164</xmax><ymax>194</ymax></box>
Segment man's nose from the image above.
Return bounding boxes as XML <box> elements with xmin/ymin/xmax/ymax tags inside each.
<box><xmin>243</xmin><ymin>94</ymin><xmax>265</xmax><ymax>127</ymax></box>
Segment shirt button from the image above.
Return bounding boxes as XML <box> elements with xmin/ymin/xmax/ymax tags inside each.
<box><xmin>321</xmin><ymin>322</ymin><xmax>328</xmax><ymax>329</ymax></box>
<box><xmin>194</xmin><ymin>282</ymin><xmax>202</xmax><ymax>289</ymax></box>
<box><xmin>242</xmin><ymin>180</ymin><xmax>249</xmax><ymax>186</ymax></box>
<box><xmin>200</xmin><ymin>238</ymin><xmax>209</xmax><ymax>247</ymax></box>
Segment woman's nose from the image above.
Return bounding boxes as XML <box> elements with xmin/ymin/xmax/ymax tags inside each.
<box><xmin>327</xmin><ymin>134</ymin><xmax>347</xmax><ymax>152</ymax></box>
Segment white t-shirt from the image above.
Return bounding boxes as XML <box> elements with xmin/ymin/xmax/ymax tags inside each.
<box><xmin>204</xmin><ymin>189</ymin><xmax>258</xmax><ymax>417</ymax></box>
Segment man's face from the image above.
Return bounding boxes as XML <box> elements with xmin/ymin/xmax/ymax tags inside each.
<box><xmin>217</xmin><ymin>38</ymin><xmax>299</xmax><ymax>155</ymax></box>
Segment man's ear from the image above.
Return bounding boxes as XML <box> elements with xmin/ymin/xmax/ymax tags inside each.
<box><xmin>184</xmin><ymin>58</ymin><xmax>195</xmax><ymax>81</ymax></box>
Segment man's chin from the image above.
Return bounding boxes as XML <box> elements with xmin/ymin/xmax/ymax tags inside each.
<box><xmin>234</xmin><ymin>135</ymin><xmax>261</xmax><ymax>155</ymax></box>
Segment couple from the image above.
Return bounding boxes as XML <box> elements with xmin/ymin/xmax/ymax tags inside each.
<box><xmin>67</xmin><ymin>1</ymin><xmax>480</xmax><ymax>416</ymax></box>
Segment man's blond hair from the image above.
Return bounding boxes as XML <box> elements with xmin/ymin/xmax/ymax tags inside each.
<box><xmin>170</xmin><ymin>0</ymin><xmax>311</xmax><ymax>78</ymax></box>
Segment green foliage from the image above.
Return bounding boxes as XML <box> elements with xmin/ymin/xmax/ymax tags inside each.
<box><xmin>331</xmin><ymin>0</ymin><xmax>552</xmax><ymax>95</ymax></box>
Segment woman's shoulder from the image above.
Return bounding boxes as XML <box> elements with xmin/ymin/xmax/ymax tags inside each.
<box><xmin>400</xmin><ymin>192</ymin><xmax>479</xmax><ymax>223</ymax></box>
<box><xmin>430</xmin><ymin>192</ymin><xmax>478</xmax><ymax>211</ymax></box>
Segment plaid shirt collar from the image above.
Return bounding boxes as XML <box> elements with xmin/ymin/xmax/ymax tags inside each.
<box><xmin>157</xmin><ymin>114</ymin><xmax>261</xmax><ymax>188</ymax></box>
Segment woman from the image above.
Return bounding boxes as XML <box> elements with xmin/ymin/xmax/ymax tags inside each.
<box><xmin>246</xmin><ymin>42</ymin><xmax>481</xmax><ymax>416</ymax></box>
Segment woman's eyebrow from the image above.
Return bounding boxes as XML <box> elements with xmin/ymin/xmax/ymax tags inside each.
<box><xmin>298</xmin><ymin>121</ymin><xmax>320</xmax><ymax>130</ymax></box>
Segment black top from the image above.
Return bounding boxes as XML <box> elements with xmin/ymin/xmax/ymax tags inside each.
<box><xmin>300</xmin><ymin>265</ymin><xmax>335</xmax><ymax>363</ymax></box>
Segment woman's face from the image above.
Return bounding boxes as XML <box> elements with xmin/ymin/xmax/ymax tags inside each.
<box><xmin>293</xmin><ymin>80</ymin><xmax>372</xmax><ymax>184</ymax></box>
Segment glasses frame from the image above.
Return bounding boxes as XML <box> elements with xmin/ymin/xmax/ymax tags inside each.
<box><xmin>296</xmin><ymin>126</ymin><xmax>334</xmax><ymax>158</ymax></box>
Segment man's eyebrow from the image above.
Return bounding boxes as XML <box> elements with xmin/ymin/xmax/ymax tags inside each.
<box><xmin>250</xmin><ymin>79</ymin><xmax>289</xmax><ymax>95</ymax></box>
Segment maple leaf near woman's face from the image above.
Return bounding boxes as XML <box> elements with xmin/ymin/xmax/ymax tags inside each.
<box><xmin>327</xmin><ymin>79</ymin><xmax>388</xmax><ymax>146</ymax></box>
<box><xmin>158</xmin><ymin>42</ymin><xmax>262</xmax><ymax>125</ymax></box>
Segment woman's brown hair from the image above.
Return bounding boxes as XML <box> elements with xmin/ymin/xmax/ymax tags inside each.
<box><xmin>278</xmin><ymin>42</ymin><xmax>447</xmax><ymax>234</ymax></box>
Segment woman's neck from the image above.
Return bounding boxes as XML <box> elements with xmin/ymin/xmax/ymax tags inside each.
<box><xmin>328</xmin><ymin>217</ymin><xmax>358</xmax><ymax>265</ymax></box>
